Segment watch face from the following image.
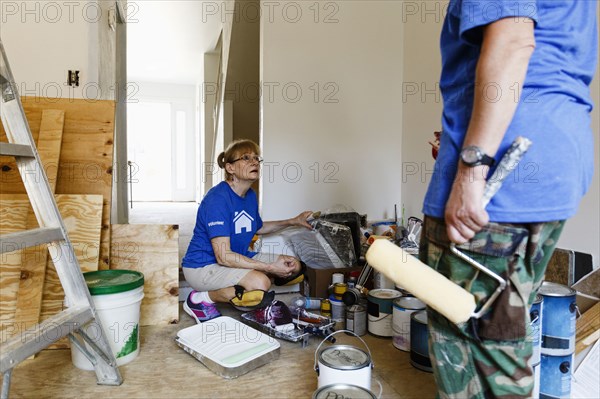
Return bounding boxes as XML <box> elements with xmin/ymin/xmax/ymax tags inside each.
<box><xmin>462</xmin><ymin>147</ymin><xmax>481</xmax><ymax>164</ymax></box>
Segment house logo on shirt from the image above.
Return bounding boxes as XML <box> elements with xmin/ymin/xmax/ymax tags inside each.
<box><xmin>233</xmin><ymin>211</ymin><xmax>254</xmax><ymax>234</ymax></box>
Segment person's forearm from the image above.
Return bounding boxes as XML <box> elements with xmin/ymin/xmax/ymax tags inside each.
<box><xmin>217</xmin><ymin>248</ymin><xmax>272</xmax><ymax>272</ymax></box>
<box><xmin>256</xmin><ymin>219</ymin><xmax>294</xmax><ymax>235</ymax></box>
<box><xmin>462</xmin><ymin>18</ymin><xmax>536</xmax><ymax>161</ymax></box>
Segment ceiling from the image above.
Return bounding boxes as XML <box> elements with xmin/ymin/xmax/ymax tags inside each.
<box><xmin>127</xmin><ymin>1</ymin><xmax>223</xmax><ymax>85</ymax></box>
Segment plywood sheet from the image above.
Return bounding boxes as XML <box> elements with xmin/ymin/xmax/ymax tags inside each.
<box><xmin>0</xmin><ymin>194</ymin><xmax>29</xmax><ymax>343</ymax></box>
<box><xmin>40</xmin><ymin>195</ymin><xmax>104</xmax><ymax>321</ymax></box>
<box><xmin>110</xmin><ymin>224</ymin><xmax>179</xmax><ymax>326</ymax></box>
<box><xmin>1</xmin><ymin>97</ymin><xmax>116</xmax><ymax>270</ymax></box>
<box><xmin>14</xmin><ymin>109</ymin><xmax>65</xmax><ymax>337</ymax></box>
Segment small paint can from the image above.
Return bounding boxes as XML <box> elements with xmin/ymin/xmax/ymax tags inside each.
<box><xmin>330</xmin><ymin>295</ymin><xmax>346</xmax><ymax>322</ymax></box>
<box><xmin>333</xmin><ymin>282</ymin><xmax>347</xmax><ymax>300</ymax></box>
<box><xmin>539</xmin><ymin>282</ymin><xmax>577</xmax><ymax>356</ymax></box>
<box><xmin>316</xmin><ymin>344</ymin><xmax>372</xmax><ymax>390</ymax></box>
<box><xmin>346</xmin><ymin>305</ymin><xmax>367</xmax><ymax>336</ymax></box>
<box><xmin>320</xmin><ymin>298</ymin><xmax>332</xmax><ymax>318</ymax></box>
<box><xmin>529</xmin><ymin>294</ymin><xmax>543</xmax><ymax>365</ymax></box>
<box><xmin>312</xmin><ymin>383</ymin><xmax>376</xmax><ymax>399</ymax></box>
<box><xmin>392</xmin><ymin>296</ymin><xmax>425</xmax><ymax>351</ymax></box>
<box><xmin>331</xmin><ymin>273</ymin><xmax>344</xmax><ymax>285</ymax></box>
<box><xmin>410</xmin><ymin>310</ymin><xmax>432</xmax><ymax>373</ymax></box>
<box><xmin>367</xmin><ymin>288</ymin><xmax>402</xmax><ymax>337</ymax></box>
<box><xmin>540</xmin><ymin>353</ymin><xmax>572</xmax><ymax>399</ymax></box>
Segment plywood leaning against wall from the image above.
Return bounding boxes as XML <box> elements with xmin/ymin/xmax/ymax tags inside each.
<box><xmin>110</xmin><ymin>224</ymin><xmax>179</xmax><ymax>325</ymax></box>
<box><xmin>0</xmin><ymin>96</ymin><xmax>116</xmax><ymax>269</ymax></box>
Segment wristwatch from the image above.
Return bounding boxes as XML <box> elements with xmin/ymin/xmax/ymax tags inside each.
<box><xmin>459</xmin><ymin>146</ymin><xmax>495</xmax><ymax>167</ymax></box>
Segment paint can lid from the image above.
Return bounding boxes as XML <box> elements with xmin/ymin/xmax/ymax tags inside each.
<box><xmin>368</xmin><ymin>288</ymin><xmax>402</xmax><ymax>299</ymax></box>
<box><xmin>539</xmin><ymin>281</ymin><xmax>576</xmax><ymax>297</ymax></box>
<box><xmin>83</xmin><ymin>270</ymin><xmax>144</xmax><ymax>295</ymax></box>
<box><xmin>394</xmin><ymin>296</ymin><xmax>426</xmax><ymax>310</ymax></box>
<box><xmin>312</xmin><ymin>384</ymin><xmax>377</xmax><ymax>399</ymax></box>
<box><xmin>319</xmin><ymin>345</ymin><xmax>370</xmax><ymax>370</ymax></box>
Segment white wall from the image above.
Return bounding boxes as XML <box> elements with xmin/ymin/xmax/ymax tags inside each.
<box><xmin>401</xmin><ymin>2</ymin><xmax>600</xmax><ymax>265</ymax></box>
<box><xmin>1</xmin><ymin>0</ymin><xmax>108</xmax><ymax>99</ymax></box>
<box><xmin>261</xmin><ymin>1</ymin><xmax>404</xmax><ymax>221</ymax></box>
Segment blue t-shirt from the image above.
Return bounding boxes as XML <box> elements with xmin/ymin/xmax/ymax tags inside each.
<box><xmin>423</xmin><ymin>0</ymin><xmax>598</xmax><ymax>222</ymax></box>
<box><xmin>182</xmin><ymin>181</ymin><xmax>263</xmax><ymax>268</ymax></box>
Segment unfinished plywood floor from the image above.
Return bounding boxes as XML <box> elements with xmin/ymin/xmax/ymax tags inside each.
<box><xmin>2</xmin><ymin>302</ymin><xmax>436</xmax><ymax>398</ymax></box>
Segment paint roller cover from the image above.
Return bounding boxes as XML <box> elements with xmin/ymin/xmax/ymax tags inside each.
<box><xmin>366</xmin><ymin>240</ymin><xmax>476</xmax><ymax>324</ymax></box>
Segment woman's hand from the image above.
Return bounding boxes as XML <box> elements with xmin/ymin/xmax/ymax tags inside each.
<box><xmin>269</xmin><ymin>255</ymin><xmax>300</xmax><ymax>278</ymax></box>
<box><xmin>291</xmin><ymin>211</ymin><xmax>314</xmax><ymax>229</ymax></box>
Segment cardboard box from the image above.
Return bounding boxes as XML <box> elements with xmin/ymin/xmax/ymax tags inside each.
<box><xmin>301</xmin><ymin>265</ymin><xmax>366</xmax><ymax>298</ymax></box>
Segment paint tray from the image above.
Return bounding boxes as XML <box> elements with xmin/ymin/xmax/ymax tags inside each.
<box><xmin>175</xmin><ymin>316</ymin><xmax>280</xmax><ymax>379</ymax></box>
<box><xmin>240</xmin><ymin>310</ymin><xmax>334</xmax><ymax>343</ymax></box>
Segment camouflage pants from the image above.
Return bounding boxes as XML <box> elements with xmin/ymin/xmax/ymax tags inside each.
<box><xmin>419</xmin><ymin>217</ymin><xmax>565</xmax><ymax>399</ymax></box>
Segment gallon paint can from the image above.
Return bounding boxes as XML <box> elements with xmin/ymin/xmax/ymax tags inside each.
<box><xmin>529</xmin><ymin>294</ymin><xmax>544</xmax><ymax>365</ymax></box>
<box><xmin>540</xmin><ymin>353</ymin><xmax>572</xmax><ymax>399</ymax></box>
<box><xmin>330</xmin><ymin>295</ymin><xmax>346</xmax><ymax>322</ymax></box>
<box><xmin>69</xmin><ymin>270</ymin><xmax>145</xmax><ymax>371</ymax></box>
<box><xmin>532</xmin><ymin>362</ymin><xmax>540</xmax><ymax>399</ymax></box>
<box><xmin>367</xmin><ymin>288</ymin><xmax>402</xmax><ymax>337</ymax></box>
<box><xmin>312</xmin><ymin>384</ymin><xmax>377</xmax><ymax>399</ymax></box>
<box><xmin>346</xmin><ymin>305</ymin><xmax>367</xmax><ymax>336</ymax></box>
<box><xmin>315</xmin><ymin>335</ymin><xmax>373</xmax><ymax>391</ymax></box>
<box><xmin>539</xmin><ymin>282</ymin><xmax>577</xmax><ymax>356</ymax></box>
<box><xmin>410</xmin><ymin>310</ymin><xmax>432</xmax><ymax>373</ymax></box>
<box><xmin>392</xmin><ymin>296</ymin><xmax>425</xmax><ymax>351</ymax></box>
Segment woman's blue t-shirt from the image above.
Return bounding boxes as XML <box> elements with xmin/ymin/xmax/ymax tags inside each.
<box><xmin>423</xmin><ymin>0</ymin><xmax>598</xmax><ymax>222</ymax></box>
<box><xmin>182</xmin><ymin>181</ymin><xmax>263</xmax><ymax>268</ymax></box>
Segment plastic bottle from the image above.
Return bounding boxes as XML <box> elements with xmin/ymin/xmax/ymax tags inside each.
<box><xmin>290</xmin><ymin>296</ymin><xmax>322</xmax><ymax>310</ymax></box>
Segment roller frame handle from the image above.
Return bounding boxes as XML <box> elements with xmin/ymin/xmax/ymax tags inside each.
<box><xmin>451</xmin><ymin>136</ymin><xmax>532</xmax><ymax>319</ymax></box>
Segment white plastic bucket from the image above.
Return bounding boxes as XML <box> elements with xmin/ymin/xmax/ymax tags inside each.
<box><xmin>70</xmin><ymin>270</ymin><xmax>145</xmax><ymax>371</ymax></box>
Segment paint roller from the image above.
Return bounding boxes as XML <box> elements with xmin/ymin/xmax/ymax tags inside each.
<box><xmin>366</xmin><ymin>137</ymin><xmax>532</xmax><ymax>324</ymax></box>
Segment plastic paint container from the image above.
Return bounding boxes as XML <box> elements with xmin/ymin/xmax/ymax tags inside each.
<box><xmin>70</xmin><ymin>270</ymin><xmax>144</xmax><ymax>371</ymax></box>
<box><xmin>539</xmin><ymin>282</ymin><xmax>577</xmax><ymax>356</ymax></box>
<box><xmin>312</xmin><ymin>383</ymin><xmax>376</xmax><ymax>399</ymax></box>
<box><xmin>329</xmin><ymin>295</ymin><xmax>346</xmax><ymax>322</ymax></box>
<box><xmin>392</xmin><ymin>296</ymin><xmax>425</xmax><ymax>351</ymax></box>
<box><xmin>367</xmin><ymin>288</ymin><xmax>402</xmax><ymax>337</ymax></box>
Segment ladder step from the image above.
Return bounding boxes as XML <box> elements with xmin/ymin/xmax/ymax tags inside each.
<box><xmin>0</xmin><ymin>306</ymin><xmax>94</xmax><ymax>373</ymax></box>
<box><xmin>0</xmin><ymin>227</ymin><xmax>64</xmax><ymax>253</ymax></box>
<box><xmin>0</xmin><ymin>142</ymin><xmax>34</xmax><ymax>157</ymax></box>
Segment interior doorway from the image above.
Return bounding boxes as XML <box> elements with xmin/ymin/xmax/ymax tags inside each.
<box><xmin>127</xmin><ymin>96</ymin><xmax>196</xmax><ymax>203</ymax></box>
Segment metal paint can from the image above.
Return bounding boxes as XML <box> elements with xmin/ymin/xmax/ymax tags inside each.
<box><xmin>410</xmin><ymin>310</ymin><xmax>432</xmax><ymax>373</ymax></box>
<box><xmin>392</xmin><ymin>296</ymin><xmax>425</xmax><ymax>351</ymax></box>
<box><xmin>312</xmin><ymin>384</ymin><xmax>376</xmax><ymax>399</ymax></box>
<box><xmin>346</xmin><ymin>305</ymin><xmax>367</xmax><ymax>336</ymax></box>
<box><xmin>330</xmin><ymin>295</ymin><xmax>345</xmax><ymax>322</ymax></box>
<box><xmin>320</xmin><ymin>298</ymin><xmax>332</xmax><ymax>318</ymax></box>
<box><xmin>529</xmin><ymin>294</ymin><xmax>543</xmax><ymax>365</ymax></box>
<box><xmin>316</xmin><ymin>345</ymin><xmax>372</xmax><ymax>390</ymax></box>
<box><xmin>333</xmin><ymin>283</ymin><xmax>347</xmax><ymax>300</ymax></box>
<box><xmin>539</xmin><ymin>282</ymin><xmax>577</xmax><ymax>356</ymax></box>
<box><xmin>367</xmin><ymin>288</ymin><xmax>402</xmax><ymax>337</ymax></box>
<box><xmin>540</xmin><ymin>353</ymin><xmax>572</xmax><ymax>398</ymax></box>
<box><xmin>373</xmin><ymin>270</ymin><xmax>395</xmax><ymax>289</ymax></box>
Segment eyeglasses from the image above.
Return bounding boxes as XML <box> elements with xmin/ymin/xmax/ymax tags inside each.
<box><xmin>230</xmin><ymin>154</ymin><xmax>263</xmax><ymax>164</ymax></box>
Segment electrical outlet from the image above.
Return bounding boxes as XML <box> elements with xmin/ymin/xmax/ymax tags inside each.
<box><xmin>67</xmin><ymin>70</ymin><xmax>80</xmax><ymax>87</ymax></box>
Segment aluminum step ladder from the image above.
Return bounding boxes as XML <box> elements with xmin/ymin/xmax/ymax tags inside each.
<box><xmin>0</xmin><ymin>40</ymin><xmax>122</xmax><ymax>398</ymax></box>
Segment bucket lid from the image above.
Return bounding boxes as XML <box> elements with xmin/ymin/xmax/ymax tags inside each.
<box><xmin>319</xmin><ymin>345</ymin><xmax>370</xmax><ymax>370</ymax></box>
<box><xmin>313</xmin><ymin>384</ymin><xmax>376</xmax><ymax>399</ymax></box>
<box><xmin>83</xmin><ymin>270</ymin><xmax>144</xmax><ymax>295</ymax></box>
<box><xmin>539</xmin><ymin>281</ymin><xmax>575</xmax><ymax>297</ymax></box>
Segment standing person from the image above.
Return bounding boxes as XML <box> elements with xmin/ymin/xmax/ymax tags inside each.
<box><xmin>420</xmin><ymin>1</ymin><xmax>597</xmax><ymax>398</ymax></box>
<box><xmin>182</xmin><ymin>139</ymin><xmax>313</xmax><ymax>322</ymax></box>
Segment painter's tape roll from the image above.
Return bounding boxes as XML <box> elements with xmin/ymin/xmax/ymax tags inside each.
<box><xmin>366</xmin><ymin>240</ymin><xmax>476</xmax><ymax>324</ymax></box>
